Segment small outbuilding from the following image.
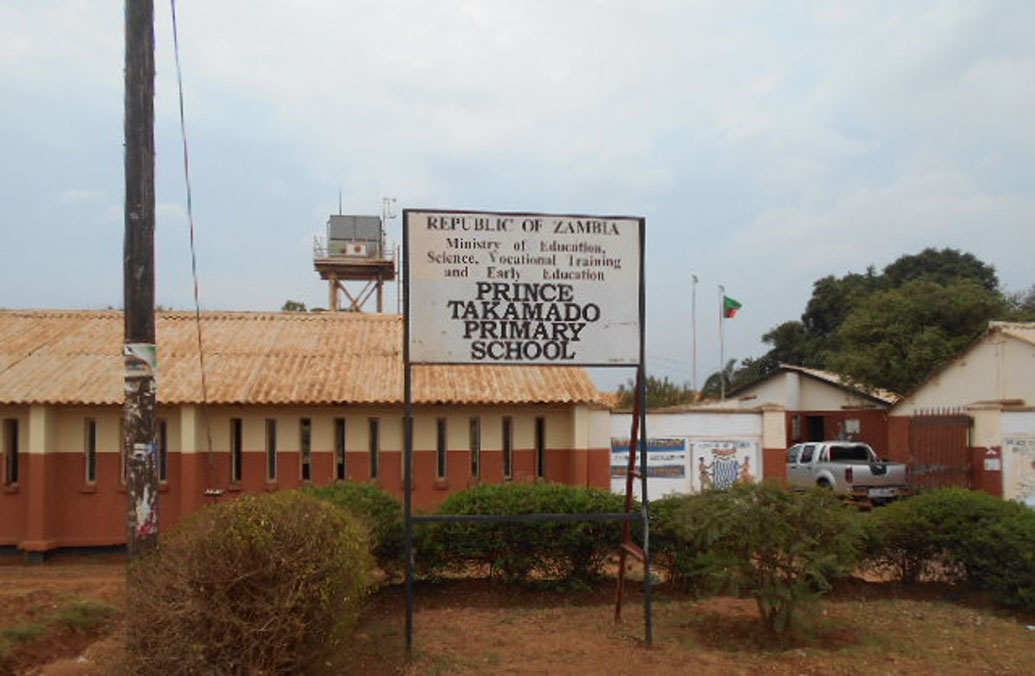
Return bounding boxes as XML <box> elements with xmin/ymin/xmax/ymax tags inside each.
<box><xmin>726</xmin><ymin>363</ymin><xmax>898</xmax><ymax>454</ymax></box>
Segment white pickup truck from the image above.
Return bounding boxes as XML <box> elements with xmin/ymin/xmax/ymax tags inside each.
<box><xmin>786</xmin><ymin>441</ymin><xmax>911</xmax><ymax>504</ymax></box>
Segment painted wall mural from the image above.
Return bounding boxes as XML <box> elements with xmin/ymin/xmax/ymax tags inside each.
<box><xmin>691</xmin><ymin>439</ymin><xmax>760</xmax><ymax>492</ymax></box>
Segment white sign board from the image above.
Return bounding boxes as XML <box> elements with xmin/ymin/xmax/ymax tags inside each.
<box><xmin>405</xmin><ymin>210</ymin><xmax>641</xmax><ymax>365</ymax></box>
<box><xmin>1003</xmin><ymin>436</ymin><xmax>1035</xmax><ymax>508</ymax></box>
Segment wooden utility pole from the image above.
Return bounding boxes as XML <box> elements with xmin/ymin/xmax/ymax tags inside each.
<box><xmin>123</xmin><ymin>0</ymin><xmax>159</xmax><ymax>558</ymax></box>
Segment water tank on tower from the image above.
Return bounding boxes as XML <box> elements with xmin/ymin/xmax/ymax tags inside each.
<box><xmin>313</xmin><ymin>213</ymin><xmax>396</xmax><ymax>312</ymax></box>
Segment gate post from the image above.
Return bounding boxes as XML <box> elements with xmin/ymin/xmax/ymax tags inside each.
<box><xmin>968</xmin><ymin>403</ymin><xmax>1004</xmax><ymax>497</ymax></box>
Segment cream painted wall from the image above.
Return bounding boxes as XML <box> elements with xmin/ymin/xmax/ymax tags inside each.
<box><xmin>895</xmin><ymin>335</ymin><xmax>1035</xmax><ymax>414</ymax></box>
<box><xmin>5</xmin><ymin>403</ymin><xmax>596</xmax><ymax>465</ymax></box>
<box><xmin>736</xmin><ymin>372</ymin><xmax>879</xmax><ymax>410</ymax></box>
<box><xmin>55</xmin><ymin>406</ymin><xmax>121</xmax><ymax>454</ymax></box>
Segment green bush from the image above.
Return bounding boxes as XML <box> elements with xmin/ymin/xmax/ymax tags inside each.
<box><xmin>650</xmin><ymin>494</ymin><xmax>710</xmax><ymax>595</ymax></box>
<box><xmin>672</xmin><ymin>481</ymin><xmax>861</xmax><ymax>634</ymax></box>
<box><xmin>306</xmin><ymin>481</ymin><xmax>406</xmax><ymax>577</ymax></box>
<box><xmin>864</xmin><ymin>488</ymin><xmax>1035</xmax><ymax>609</ymax></box>
<box><xmin>428</xmin><ymin>482</ymin><xmax>628</xmax><ymax>586</ymax></box>
<box><xmin>124</xmin><ymin>491</ymin><xmax>373</xmax><ymax>675</ymax></box>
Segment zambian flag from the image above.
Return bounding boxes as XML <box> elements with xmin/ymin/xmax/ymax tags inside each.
<box><xmin>723</xmin><ymin>295</ymin><xmax>742</xmax><ymax>319</ymax></box>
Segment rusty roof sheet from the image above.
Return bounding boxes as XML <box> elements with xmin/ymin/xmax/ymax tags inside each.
<box><xmin>0</xmin><ymin>310</ymin><xmax>605</xmax><ymax>407</ymax></box>
<box><xmin>991</xmin><ymin>321</ymin><xmax>1035</xmax><ymax>347</ymax></box>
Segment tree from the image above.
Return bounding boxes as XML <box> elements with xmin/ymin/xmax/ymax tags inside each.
<box><xmin>1007</xmin><ymin>284</ymin><xmax>1035</xmax><ymax>320</ymax></box>
<box><xmin>615</xmin><ymin>375</ymin><xmax>695</xmax><ymax>409</ymax></box>
<box><xmin>751</xmin><ymin>248</ymin><xmax>1013</xmax><ymax>393</ymax></box>
<box><xmin>831</xmin><ymin>278</ymin><xmax>1005</xmax><ymax>393</ymax></box>
<box><xmin>701</xmin><ymin>359</ymin><xmax>737</xmax><ymax>399</ymax></box>
<box><xmin>760</xmin><ymin>321</ymin><xmax>821</xmax><ymax>369</ymax></box>
<box><xmin>281</xmin><ymin>300</ymin><xmax>307</xmax><ymax>312</ymax></box>
<box><xmin>881</xmin><ymin>247</ymin><xmax>998</xmax><ymax>292</ymax></box>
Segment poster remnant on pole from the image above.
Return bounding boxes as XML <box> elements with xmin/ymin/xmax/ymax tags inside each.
<box><xmin>405</xmin><ymin>210</ymin><xmax>641</xmax><ymax>365</ymax></box>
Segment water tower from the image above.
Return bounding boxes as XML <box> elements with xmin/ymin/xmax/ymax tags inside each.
<box><xmin>313</xmin><ymin>209</ymin><xmax>396</xmax><ymax>312</ymax></box>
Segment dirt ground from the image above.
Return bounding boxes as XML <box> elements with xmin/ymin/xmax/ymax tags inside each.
<box><xmin>2</xmin><ymin>558</ymin><xmax>1034</xmax><ymax>675</ymax></box>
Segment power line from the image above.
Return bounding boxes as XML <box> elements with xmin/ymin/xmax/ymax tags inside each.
<box><xmin>170</xmin><ymin>0</ymin><xmax>216</xmax><ymax>489</ymax></box>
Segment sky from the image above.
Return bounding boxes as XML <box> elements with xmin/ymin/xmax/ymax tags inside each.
<box><xmin>2</xmin><ymin>1</ymin><xmax>1033</xmax><ymax>390</ymax></box>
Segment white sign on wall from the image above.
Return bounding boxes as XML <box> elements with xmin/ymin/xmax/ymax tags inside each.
<box><xmin>1003</xmin><ymin>436</ymin><xmax>1035</xmax><ymax>508</ymax></box>
<box><xmin>405</xmin><ymin>210</ymin><xmax>642</xmax><ymax>365</ymax></box>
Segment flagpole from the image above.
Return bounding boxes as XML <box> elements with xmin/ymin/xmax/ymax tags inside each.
<box><xmin>718</xmin><ymin>284</ymin><xmax>725</xmax><ymax>401</ymax></box>
<box><xmin>691</xmin><ymin>274</ymin><xmax>698</xmax><ymax>393</ymax></box>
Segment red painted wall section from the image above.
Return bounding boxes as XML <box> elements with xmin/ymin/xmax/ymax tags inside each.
<box><xmin>762</xmin><ymin>447</ymin><xmax>787</xmax><ymax>483</ymax></box>
<box><xmin>886</xmin><ymin>416</ymin><xmax>911</xmax><ymax>463</ymax></box>
<box><xmin>1</xmin><ymin>460</ymin><xmax>31</xmax><ymax>546</ymax></box>
<box><xmin>970</xmin><ymin>446</ymin><xmax>1004</xmax><ymax>497</ymax></box>
<box><xmin>785</xmin><ymin>409</ymin><xmax>889</xmax><ymax>455</ymax></box>
<box><xmin>1</xmin><ymin>442</ymin><xmax>613</xmax><ymax>552</ymax></box>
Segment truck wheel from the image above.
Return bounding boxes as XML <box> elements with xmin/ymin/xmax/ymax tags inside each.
<box><xmin>817</xmin><ymin>479</ymin><xmax>832</xmax><ymax>489</ymax></box>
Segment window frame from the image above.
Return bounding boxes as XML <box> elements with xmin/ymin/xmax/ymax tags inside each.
<box><xmin>535</xmin><ymin>416</ymin><xmax>546</xmax><ymax>479</ymax></box>
<box><xmin>502</xmin><ymin>416</ymin><xmax>513</xmax><ymax>479</ymax></box>
<box><xmin>469</xmin><ymin>416</ymin><xmax>480</xmax><ymax>479</ymax></box>
<box><xmin>265</xmin><ymin>418</ymin><xmax>278</xmax><ymax>481</ymax></box>
<box><xmin>84</xmin><ymin>418</ymin><xmax>98</xmax><ymax>484</ymax></box>
<box><xmin>299</xmin><ymin>417</ymin><xmax>312</xmax><ymax>482</ymax></box>
<box><xmin>334</xmin><ymin>417</ymin><xmax>346</xmax><ymax>481</ymax></box>
<box><xmin>368</xmin><ymin>417</ymin><xmax>380</xmax><ymax>479</ymax></box>
<box><xmin>2</xmin><ymin>418</ymin><xmax>19</xmax><ymax>486</ymax></box>
<box><xmin>157</xmin><ymin>418</ymin><xmax>168</xmax><ymax>483</ymax></box>
<box><xmin>436</xmin><ymin>417</ymin><xmax>448</xmax><ymax>479</ymax></box>
<box><xmin>230</xmin><ymin>418</ymin><xmax>243</xmax><ymax>483</ymax></box>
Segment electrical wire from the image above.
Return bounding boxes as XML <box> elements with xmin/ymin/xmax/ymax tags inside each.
<box><xmin>170</xmin><ymin>0</ymin><xmax>218</xmax><ymax>493</ymax></box>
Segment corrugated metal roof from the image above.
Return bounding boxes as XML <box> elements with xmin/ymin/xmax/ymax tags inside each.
<box><xmin>991</xmin><ymin>321</ymin><xmax>1035</xmax><ymax>347</ymax></box>
<box><xmin>0</xmin><ymin>310</ymin><xmax>605</xmax><ymax>407</ymax></box>
<box><xmin>777</xmin><ymin>364</ymin><xmax>901</xmax><ymax>405</ymax></box>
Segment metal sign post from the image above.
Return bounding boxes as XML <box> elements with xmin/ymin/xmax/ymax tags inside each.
<box><xmin>403</xmin><ymin>209</ymin><xmax>650</xmax><ymax>654</ymax></box>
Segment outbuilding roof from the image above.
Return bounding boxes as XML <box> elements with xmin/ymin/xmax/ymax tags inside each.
<box><xmin>728</xmin><ymin>363</ymin><xmax>900</xmax><ymax>407</ymax></box>
<box><xmin>0</xmin><ymin>310</ymin><xmax>605</xmax><ymax>407</ymax></box>
<box><xmin>991</xmin><ymin>321</ymin><xmax>1035</xmax><ymax>347</ymax></box>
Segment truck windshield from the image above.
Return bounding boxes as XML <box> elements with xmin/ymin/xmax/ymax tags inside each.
<box><xmin>829</xmin><ymin>445</ymin><xmax>872</xmax><ymax>462</ymax></box>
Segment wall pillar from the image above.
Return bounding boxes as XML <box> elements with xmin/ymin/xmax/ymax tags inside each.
<box><xmin>179</xmin><ymin>405</ymin><xmax>205</xmax><ymax>516</ymax></box>
<box><xmin>761</xmin><ymin>404</ymin><xmax>787</xmax><ymax>483</ymax></box>
<box><xmin>22</xmin><ymin>405</ymin><xmax>56</xmax><ymax>552</ymax></box>
<box><xmin>968</xmin><ymin>403</ymin><xmax>1004</xmax><ymax>497</ymax></box>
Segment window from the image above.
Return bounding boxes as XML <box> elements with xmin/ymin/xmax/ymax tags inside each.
<box><xmin>369</xmin><ymin>418</ymin><xmax>379</xmax><ymax>479</ymax></box>
<box><xmin>2</xmin><ymin>419</ymin><xmax>18</xmax><ymax>486</ymax></box>
<box><xmin>158</xmin><ymin>419</ymin><xmax>168</xmax><ymax>482</ymax></box>
<box><xmin>300</xmin><ymin>418</ymin><xmax>312</xmax><ymax>482</ymax></box>
<box><xmin>800</xmin><ymin>444</ymin><xmax>815</xmax><ymax>463</ymax></box>
<box><xmin>265</xmin><ymin>419</ymin><xmax>277</xmax><ymax>481</ymax></box>
<box><xmin>535</xmin><ymin>417</ymin><xmax>546</xmax><ymax>479</ymax></box>
<box><xmin>436</xmin><ymin>418</ymin><xmax>447</xmax><ymax>479</ymax></box>
<box><xmin>502</xmin><ymin>416</ymin><xmax>513</xmax><ymax>479</ymax></box>
<box><xmin>85</xmin><ymin>419</ymin><xmax>97</xmax><ymax>483</ymax></box>
<box><xmin>787</xmin><ymin>445</ymin><xmax>801</xmax><ymax>464</ymax></box>
<box><xmin>119</xmin><ymin>419</ymin><xmax>126</xmax><ymax>484</ymax></box>
<box><xmin>469</xmin><ymin>417</ymin><xmax>480</xmax><ymax>479</ymax></box>
<box><xmin>230</xmin><ymin>418</ymin><xmax>243</xmax><ymax>483</ymax></box>
<box><xmin>334</xmin><ymin>417</ymin><xmax>346</xmax><ymax>481</ymax></box>
<box><xmin>829</xmin><ymin>444</ymin><xmax>871</xmax><ymax>463</ymax></box>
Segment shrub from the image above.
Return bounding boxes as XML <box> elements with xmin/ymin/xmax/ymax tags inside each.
<box><xmin>864</xmin><ymin>488</ymin><xmax>1035</xmax><ymax>609</ymax></box>
<box><xmin>429</xmin><ymin>482</ymin><xmax>628</xmax><ymax>586</ymax></box>
<box><xmin>672</xmin><ymin>481</ymin><xmax>861</xmax><ymax>634</ymax></box>
<box><xmin>306</xmin><ymin>481</ymin><xmax>406</xmax><ymax>577</ymax></box>
<box><xmin>124</xmin><ymin>491</ymin><xmax>373</xmax><ymax>675</ymax></box>
<box><xmin>650</xmin><ymin>494</ymin><xmax>710</xmax><ymax>595</ymax></box>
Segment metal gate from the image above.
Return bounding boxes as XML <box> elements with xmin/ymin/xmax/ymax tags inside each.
<box><xmin>908</xmin><ymin>408</ymin><xmax>972</xmax><ymax>489</ymax></box>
